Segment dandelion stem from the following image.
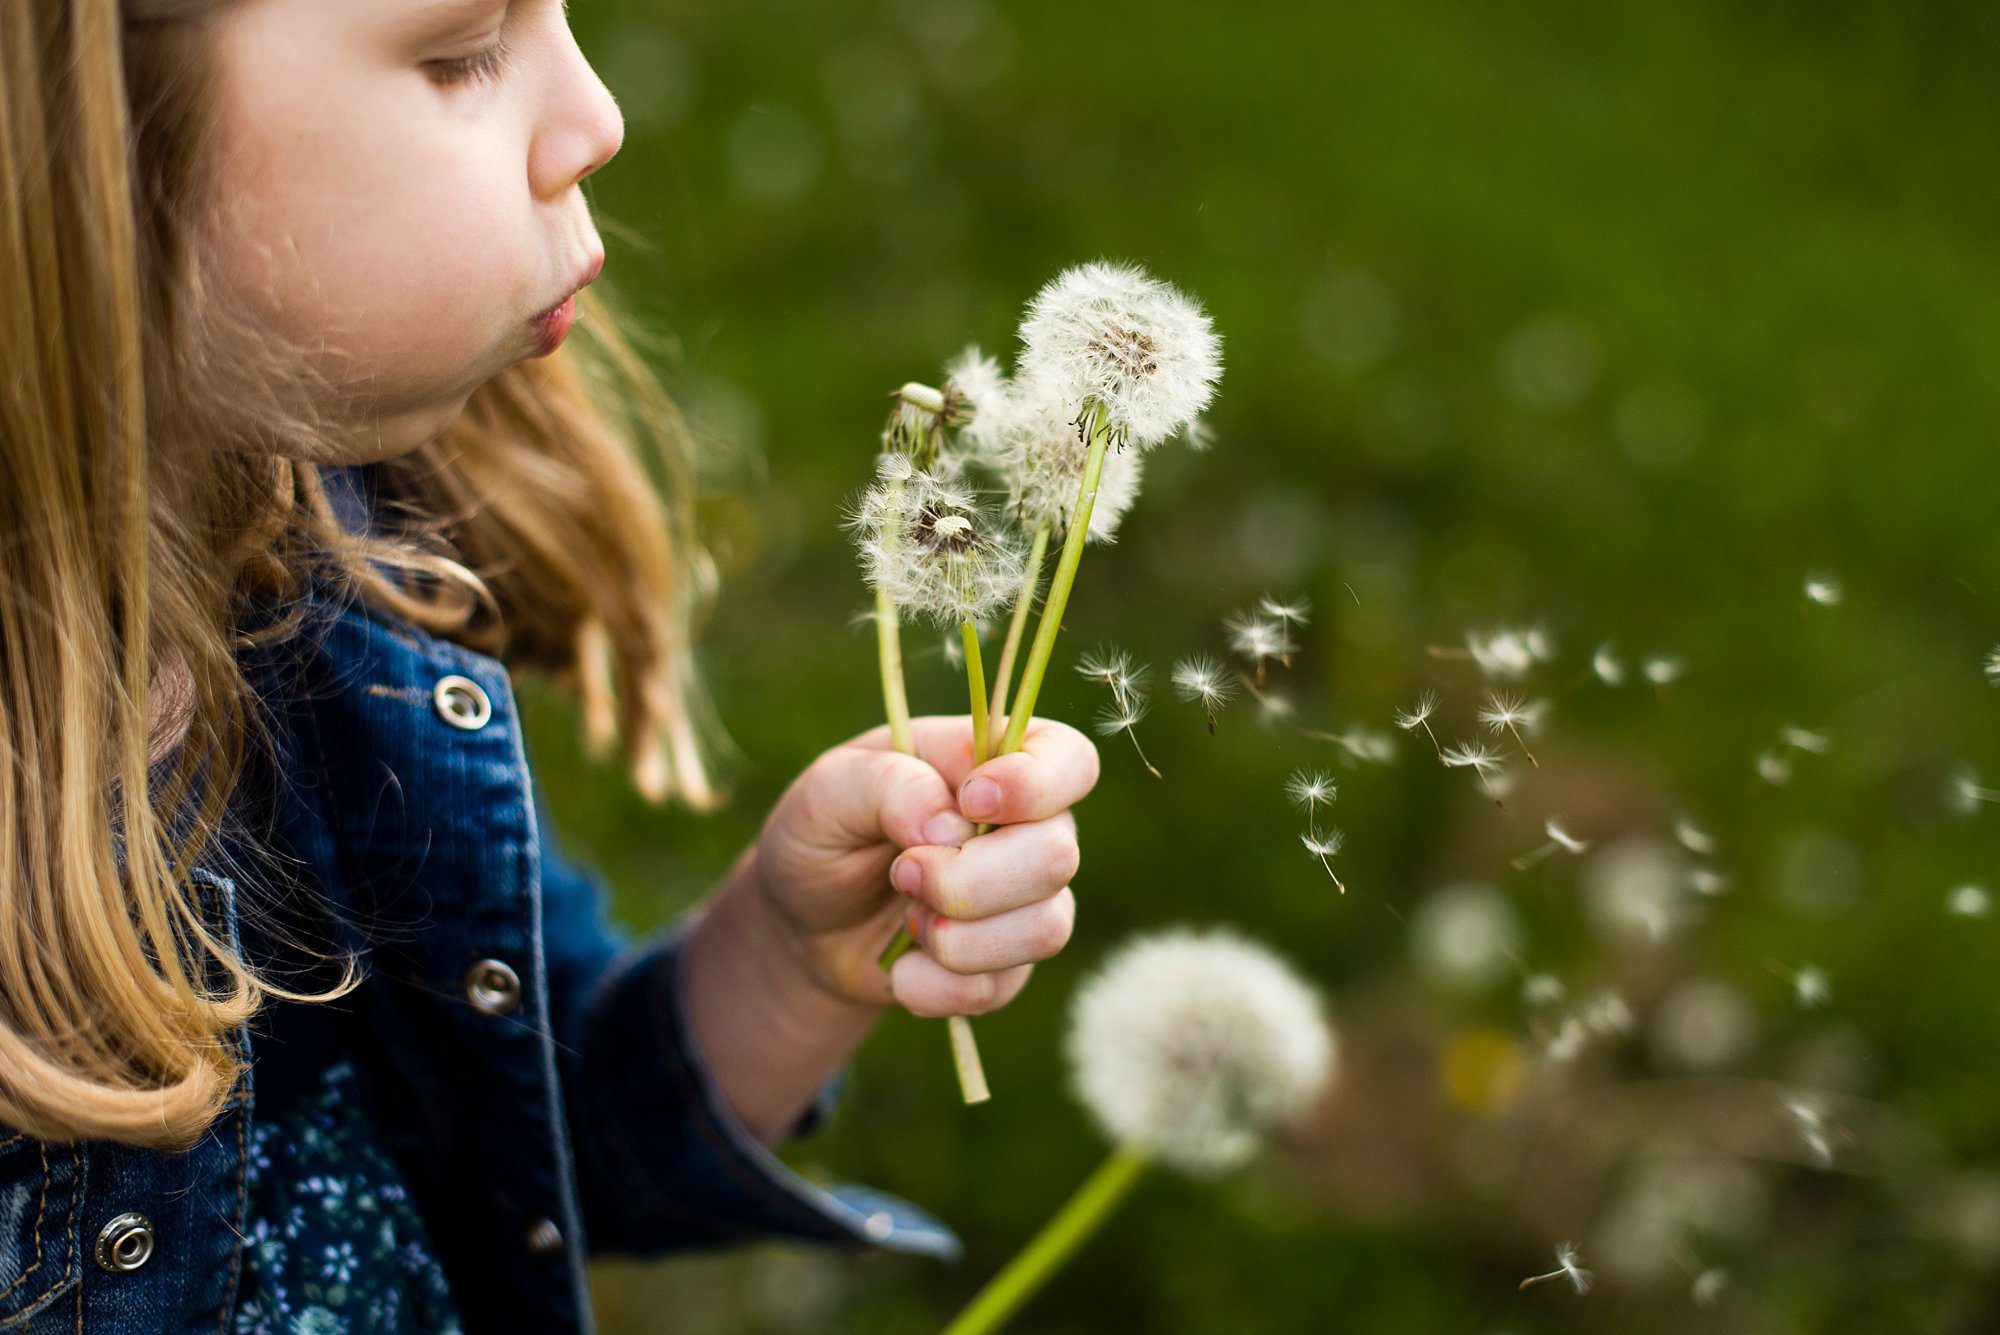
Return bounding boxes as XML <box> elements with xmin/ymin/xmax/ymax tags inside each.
<box><xmin>987</xmin><ymin>523</ymin><xmax>1050</xmax><ymax>753</ymax></box>
<box><xmin>964</xmin><ymin>623</ymin><xmax>991</xmax><ymax>769</ymax></box>
<box><xmin>941</xmin><ymin>1144</ymin><xmax>1150</xmax><ymax>1335</ymax></box>
<box><xmin>875</xmin><ymin>588</ymin><xmax>915</xmax><ymax>755</ymax></box>
<box><xmin>999</xmin><ymin>402</ymin><xmax>1113</xmax><ymax>758</ymax></box>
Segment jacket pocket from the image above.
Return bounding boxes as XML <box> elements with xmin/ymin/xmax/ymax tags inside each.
<box><xmin>0</xmin><ymin>1133</ymin><xmax>85</xmax><ymax>1328</ymax></box>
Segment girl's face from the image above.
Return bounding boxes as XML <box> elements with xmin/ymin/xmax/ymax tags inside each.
<box><xmin>202</xmin><ymin>0</ymin><xmax>624</xmax><ymax>461</ymax></box>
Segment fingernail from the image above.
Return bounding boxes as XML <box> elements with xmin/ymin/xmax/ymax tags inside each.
<box><xmin>961</xmin><ymin>777</ymin><xmax>1001</xmax><ymax>821</ymax></box>
<box><xmin>922</xmin><ymin>810</ymin><xmax>975</xmax><ymax>847</ymax></box>
<box><xmin>891</xmin><ymin>854</ymin><xmax>921</xmax><ymax>898</ymax></box>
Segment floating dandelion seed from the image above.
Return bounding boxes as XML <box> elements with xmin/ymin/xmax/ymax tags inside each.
<box><xmin>1642</xmin><ymin>654</ymin><xmax>1686</xmax><ymax>685</ymax></box>
<box><xmin>1171</xmin><ymin>654</ymin><xmax>1236</xmax><ymax>734</ymax></box>
<box><xmin>1793</xmin><ymin>965</ymin><xmax>1831</xmax><ymax>1008</ymax></box>
<box><xmin>1255</xmin><ymin>690</ymin><xmax>1296</xmax><ymax>727</ymax></box>
<box><xmin>1076</xmin><ymin>645</ymin><xmax>1151</xmax><ymax>709</ymax></box>
<box><xmin>1258</xmin><ymin>594</ymin><xmax>1311</xmax><ymax>631</ymax></box>
<box><xmin>1786</xmin><ymin>1094</ymin><xmax>1836</xmax><ymax>1167</ymax></box>
<box><xmin>1949</xmin><ymin>884</ymin><xmax>1992</xmax><ymax>918</ymax></box>
<box><xmin>1692</xmin><ymin>1268</ymin><xmax>1728</xmax><ymax>1308</ymax></box>
<box><xmin>1285</xmin><ymin>769</ymin><xmax>1339</xmax><ymax>814</ymax></box>
<box><xmin>1987</xmin><ymin>646</ymin><xmax>2000</xmax><ymax>687</ymax></box>
<box><xmin>1781</xmin><ymin>725</ymin><xmax>1831</xmax><ymax>754</ymax></box>
<box><xmin>1522</xmin><ymin>973</ymin><xmax>1566</xmax><ymax>1007</ymax></box>
<box><xmin>1519</xmin><ymin>1243</ymin><xmax>1594</xmax><ymax>1296</ymax></box>
<box><xmin>1331</xmin><ymin>725</ymin><xmax>1396</xmax><ymax>765</ymax></box>
<box><xmin>1225</xmin><ymin>609</ymin><xmax>1297</xmax><ymax>682</ymax></box>
<box><xmin>1300</xmin><ymin>829</ymin><xmax>1347</xmax><ymax>893</ymax></box>
<box><xmin>942</xmin><ymin>345</ymin><xmax>1013</xmax><ymax>454</ymax></box>
<box><xmin>1394</xmin><ymin>690</ymin><xmax>1444</xmax><ymax>758</ymax></box>
<box><xmin>1592</xmin><ymin>643</ymin><xmax>1626</xmax><ymax>686</ymax></box>
<box><xmin>1512</xmin><ymin>818</ymin><xmax>1590</xmax><ymax>870</ymax></box>
<box><xmin>1675</xmin><ymin>817</ymin><xmax>1716</xmax><ymax>855</ymax></box>
<box><xmin>1477</xmin><ymin>690</ymin><xmax>1546</xmax><ymax>767</ymax></box>
<box><xmin>1441</xmin><ymin>739</ymin><xmax>1508</xmax><ymax>805</ymax></box>
<box><xmin>1687</xmin><ymin>867</ymin><xmax>1731</xmax><ymax>897</ymax></box>
<box><xmin>1804</xmin><ymin>573</ymin><xmax>1843</xmax><ymax>607</ymax></box>
<box><xmin>1094</xmin><ymin>694</ymin><xmax>1162</xmax><ymax>779</ymax></box>
<box><xmin>1464</xmin><ymin>627</ymin><xmax>1537</xmax><ymax>679</ymax></box>
<box><xmin>1755</xmin><ymin>751</ymin><xmax>1793</xmax><ymax>785</ymax></box>
<box><xmin>1181</xmin><ymin>414</ymin><xmax>1216</xmax><ymax>451</ymax></box>
<box><xmin>1017</xmin><ymin>260</ymin><xmax>1223</xmax><ymax>449</ymax></box>
<box><xmin>942</xmin><ymin>628</ymin><xmax>965</xmax><ymax>668</ymax></box>
<box><xmin>1948</xmin><ymin>763</ymin><xmax>2000</xmax><ymax>815</ymax></box>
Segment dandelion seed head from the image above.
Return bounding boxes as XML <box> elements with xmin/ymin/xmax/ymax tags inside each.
<box><xmin>942</xmin><ymin>344</ymin><xmax>1013</xmax><ymax>452</ymax></box>
<box><xmin>1018</xmin><ymin>260</ymin><xmax>1222</xmax><ymax>447</ymax></box>
<box><xmin>1804</xmin><ymin>573</ymin><xmax>1843</xmax><ymax>607</ymax></box>
<box><xmin>850</xmin><ymin>458</ymin><xmax>1027</xmax><ymax>624</ymax></box>
<box><xmin>999</xmin><ymin>383</ymin><xmax>1149</xmax><ymax>542</ymax></box>
<box><xmin>1171</xmin><ymin>655</ymin><xmax>1237</xmax><ymax>709</ymax></box>
<box><xmin>1066</xmin><ymin>926</ymin><xmax>1335</xmax><ymax>1177</ymax></box>
<box><xmin>1949</xmin><ymin>884</ymin><xmax>1991</xmax><ymax>918</ymax></box>
<box><xmin>1591</xmin><ymin>642</ymin><xmax>1625</xmax><ymax>686</ymax></box>
<box><xmin>1285</xmin><ymin>769</ymin><xmax>1338</xmax><ymax>812</ymax></box>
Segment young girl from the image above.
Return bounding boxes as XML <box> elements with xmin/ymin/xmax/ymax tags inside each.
<box><xmin>0</xmin><ymin>2</ymin><xmax>1095</xmax><ymax>1332</ymax></box>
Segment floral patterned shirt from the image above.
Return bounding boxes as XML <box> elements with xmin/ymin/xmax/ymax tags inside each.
<box><xmin>231</xmin><ymin>992</ymin><xmax>466</xmax><ymax>1335</ymax></box>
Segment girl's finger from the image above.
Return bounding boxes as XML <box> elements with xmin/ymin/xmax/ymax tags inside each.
<box><xmin>848</xmin><ymin>714</ymin><xmax>1098</xmax><ymax>804</ymax></box>
<box><xmin>954</xmin><ymin>718</ymin><xmax>1100</xmax><ymax>826</ymax></box>
<box><xmin>904</xmin><ymin>886</ymin><xmax>1076</xmax><ymax>978</ymax></box>
<box><xmin>887</xmin><ymin>953</ymin><xmax>1035</xmax><ymax>1019</ymax></box>
<box><xmin>889</xmin><ymin>812</ymin><xmax>1078</xmax><ymax>920</ymax></box>
<box><xmin>780</xmin><ymin>746</ymin><xmax>972</xmax><ymax>856</ymax></box>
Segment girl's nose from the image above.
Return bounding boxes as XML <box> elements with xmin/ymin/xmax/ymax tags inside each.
<box><xmin>531</xmin><ymin>27</ymin><xmax>625</xmax><ymax>200</ymax></box>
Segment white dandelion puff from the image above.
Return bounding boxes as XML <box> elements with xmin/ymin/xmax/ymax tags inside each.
<box><xmin>1477</xmin><ymin>690</ymin><xmax>1547</xmax><ymax>767</ymax></box>
<box><xmin>849</xmin><ymin>457</ymin><xmax>1027</xmax><ymax>625</ymax></box>
<box><xmin>1394</xmin><ymin>690</ymin><xmax>1444</xmax><ymax>757</ymax></box>
<box><xmin>1642</xmin><ymin>654</ymin><xmax>1686</xmax><ymax>685</ymax></box>
<box><xmin>942</xmin><ymin>344</ymin><xmax>1014</xmax><ymax>456</ymax></box>
<box><xmin>881</xmin><ymin>380</ymin><xmax>966</xmax><ymax>467</ymax></box>
<box><xmin>1017</xmin><ymin>260</ymin><xmax>1223</xmax><ymax>449</ymax></box>
<box><xmin>996</xmin><ymin>381</ymin><xmax>1149</xmax><ymax>543</ymax></box>
<box><xmin>1755</xmin><ymin>750</ymin><xmax>1793</xmax><ymax>785</ymax></box>
<box><xmin>1519</xmin><ymin>1243</ymin><xmax>1594</xmax><ymax>1296</ymax></box>
<box><xmin>1948</xmin><ymin>884</ymin><xmax>1991</xmax><ymax>918</ymax></box>
<box><xmin>1065</xmin><ymin>926</ymin><xmax>1336</xmax><ymax>1178</ymax></box>
<box><xmin>1781</xmin><ymin>725</ymin><xmax>1831</xmax><ymax>754</ymax></box>
<box><xmin>1171</xmin><ymin>654</ymin><xmax>1236</xmax><ymax>734</ymax></box>
<box><xmin>1804</xmin><ymin>573</ymin><xmax>1843</xmax><ymax>607</ymax></box>
<box><xmin>1592</xmin><ymin>642</ymin><xmax>1626</xmax><ymax>686</ymax></box>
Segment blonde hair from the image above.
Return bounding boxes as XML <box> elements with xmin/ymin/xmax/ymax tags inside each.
<box><xmin>0</xmin><ymin>1</ymin><xmax>727</xmax><ymax>1149</ymax></box>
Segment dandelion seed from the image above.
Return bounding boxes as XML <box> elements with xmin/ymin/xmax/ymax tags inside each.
<box><xmin>1171</xmin><ymin>654</ymin><xmax>1236</xmax><ymax>734</ymax></box>
<box><xmin>1786</xmin><ymin>1093</ymin><xmax>1835</xmax><ymax>1167</ymax></box>
<box><xmin>942</xmin><ymin>628</ymin><xmax>965</xmax><ymax>668</ymax></box>
<box><xmin>1255</xmin><ymin>690</ymin><xmax>1296</xmax><ymax>726</ymax></box>
<box><xmin>1793</xmin><ymin>966</ymin><xmax>1830</xmax><ymax>1009</ymax></box>
<box><xmin>1781</xmin><ymin>725</ymin><xmax>1830</xmax><ymax>754</ymax></box>
<box><xmin>1675</xmin><ymin>817</ymin><xmax>1716</xmax><ymax>855</ymax></box>
<box><xmin>1394</xmin><ymin>690</ymin><xmax>1444</xmax><ymax>757</ymax></box>
<box><xmin>849</xmin><ymin>457</ymin><xmax>1027</xmax><ymax>625</ymax></box>
<box><xmin>1986</xmin><ymin>646</ymin><xmax>2000</xmax><ymax>687</ymax></box>
<box><xmin>1017</xmin><ymin>260</ymin><xmax>1223</xmax><ymax>449</ymax></box>
<box><xmin>1093</xmin><ymin>694</ymin><xmax>1162</xmax><ymax>779</ymax></box>
<box><xmin>1949</xmin><ymin>884</ymin><xmax>1991</xmax><ymax>918</ymax></box>
<box><xmin>1804</xmin><ymin>573</ymin><xmax>1843</xmax><ymax>607</ymax></box>
<box><xmin>1692</xmin><ymin>1268</ymin><xmax>1728</xmax><ymax>1307</ymax></box>
<box><xmin>1285</xmin><ymin>769</ymin><xmax>1338</xmax><ymax>815</ymax></box>
<box><xmin>1075</xmin><ymin>645</ymin><xmax>1151</xmax><ymax>709</ymax></box>
<box><xmin>1181</xmin><ymin>414</ymin><xmax>1216</xmax><ymax>452</ymax></box>
<box><xmin>1948</xmin><ymin>764</ymin><xmax>2000</xmax><ymax>815</ymax></box>
<box><xmin>942</xmin><ymin>345</ymin><xmax>1013</xmax><ymax>452</ymax></box>
<box><xmin>1225</xmin><ymin>609</ymin><xmax>1297</xmax><ymax>681</ymax></box>
<box><xmin>1442</xmin><ymin>739</ymin><xmax>1508</xmax><ymax>805</ymax></box>
<box><xmin>1465</xmin><ymin>628</ymin><xmax>1537</xmax><ymax>679</ymax></box>
<box><xmin>1755</xmin><ymin>751</ymin><xmax>1793</xmax><ymax>785</ymax></box>
<box><xmin>1477</xmin><ymin>690</ymin><xmax>1546</xmax><ymax>767</ymax></box>
<box><xmin>1330</xmin><ymin>725</ymin><xmax>1397</xmax><ymax>765</ymax></box>
<box><xmin>1258</xmin><ymin>594</ymin><xmax>1311</xmax><ymax>631</ymax></box>
<box><xmin>1522</xmin><ymin>973</ymin><xmax>1567</xmax><ymax>1007</ymax></box>
<box><xmin>1592</xmin><ymin>643</ymin><xmax>1626</xmax><ymax>686</ymax></box>
<box><xmin>1687</xmin><ymin>867</ymin><xmax>1731</xmax><ymax>897</ymax></box>
<box><xmin>1512</xmin><ymin>818</ymin><xmax>1590</xmax><ymax>869</ymax></box>
<box><xmin>1300</xmin><ymin>829</ymin><xmax>1347</xmax><ymax>893</ymax></box>
<box><xmin>1643</xmin><ymin>654</ymin><xmax>1686</xmax><ymax>685</ymax></box>
<box><xmin>1066</xmin><ymin>926</ymin><xmax>1336</xmax><ymax>1177</ymax></box>
<box><xmin>996</xmin><ymin>382</ymin><xmax>1149</xmax><ymax>543</ymax></box>
<box><xmin>1519</xmin><ymin>1243</ymin><xmax>1594</xmax><ymax>1296</ymax></box>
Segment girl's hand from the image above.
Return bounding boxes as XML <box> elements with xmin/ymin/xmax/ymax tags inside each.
<box><xmin>752</xmin><ymin>715</ymin><xmax>1099</xmax><ymax>1018</ymax></box>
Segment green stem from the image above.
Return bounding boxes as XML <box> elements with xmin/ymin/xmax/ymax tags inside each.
<box><xmin>963</xmin><ymin>622</ymin><xmax>991</xmax><ymax>768</ymax></box>
<box><xmin>876</xmin><ymin>588</ymin><xmax>914</xmax><ymax>755</ymax></box>
<box><xmin>941</xmin><ymin>1145</ymin><xmax>1151</xmax><ymax>1335</ymax></box>
<box><xmin>987</xmin><ymin>523</ymin><xmax>1050</xmax><ymax>754</ymax></box>
<box><xmin>999</xmin><ymin>404</ymin><xmax>1113</xmax><ymax>758</ymax></box>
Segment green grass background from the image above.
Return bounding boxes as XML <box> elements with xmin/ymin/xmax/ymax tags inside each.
<box><xmin>511</xmin><ymin>1</ymin><xmax>2000</xmax><ymax>1329</ymax></box>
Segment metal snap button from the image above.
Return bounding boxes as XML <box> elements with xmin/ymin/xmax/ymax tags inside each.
<box><xmin>95</xmin><ymin>1212</ymin><xmax>155</xmax><ymax>1272</ymax></box>
<box><xmin>525</xmin><ymin>1217</ymin><xmax>564</xmax><ymax>1256</ymax></box>
<box><xmin>463</xmin><ymin>957</ymin><xmax>522</xmax><ymax>1015</ymax></box>
<box><xmin>863</xmin><ymin>1210</ymin><xmax>895</xmax><ymax>1242</ymax></box>
<box><xmin>433</xmin><ymin>674</ymin><xmax>493</xmax><ymax>731</ymax></box>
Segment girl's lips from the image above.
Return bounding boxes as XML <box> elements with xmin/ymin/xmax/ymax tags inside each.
<box><xmin>532</xmin><ymin>294</ymin><xmax>577</xmax><ymax>353</ymax></box>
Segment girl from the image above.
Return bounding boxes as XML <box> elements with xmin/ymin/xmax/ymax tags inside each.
<box><xmin>0</xmin><ymin>2</ymin><xmax>1096</xmax><ymax>1332</ymax></box>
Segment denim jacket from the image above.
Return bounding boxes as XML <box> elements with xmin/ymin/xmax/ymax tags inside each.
<box><xmin>0</xmin><ymin>466</ymin><xmax>960</xmax><ymax>1333</ymax></box>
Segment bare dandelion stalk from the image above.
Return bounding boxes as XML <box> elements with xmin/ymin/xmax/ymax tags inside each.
<box><xmin>986</xmin><ymin>522</ymin><xmax>1051</xmax><ymax>753</ymax></box>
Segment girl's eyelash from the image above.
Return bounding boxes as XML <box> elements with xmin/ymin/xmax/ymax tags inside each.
<box><xmin>426</xmin><ymin>34</ymin><xmax>511</xmax><ymax>88</ymax></box>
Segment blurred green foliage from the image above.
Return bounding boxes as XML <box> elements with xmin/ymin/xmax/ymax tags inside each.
<box><xmin>517</xmin><ymin>1</ymin><xmax>2000</xmax><ymax>1330</ymax></box>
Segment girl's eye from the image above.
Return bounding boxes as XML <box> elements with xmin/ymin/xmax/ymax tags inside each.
<box><xmin>425</xmin><ymin>38</ymin><xmax>510</xmax><ymax>88</ymax></box>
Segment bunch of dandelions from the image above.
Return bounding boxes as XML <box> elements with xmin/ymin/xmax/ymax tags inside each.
<box><xmin>942</xmin><ymin>927</ymin><xmax>1334</xmax><ymax>1335</ymax></box>
<box><xmin>1075</xmin><ymin>646</ymin><xmax>1161</xmax><ymax>778</ymax></box>
<box><xmin>963</xmin><ymin>261</ymin><xmax>1221</xmax><ymax>766</ymax></box>
<box><xmin>851</xmin><ymin>386</ymin><xmax>1023</xmax><ymax>1106</ymax></box>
